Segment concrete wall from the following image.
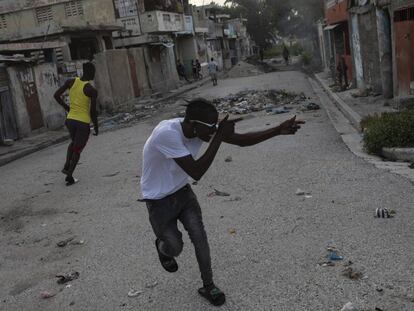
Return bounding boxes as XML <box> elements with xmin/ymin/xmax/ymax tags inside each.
<box><xmin>0</xmin><ymin>0</ymin><xmax>118</xmax><ymax>41</ymax></box>
<box><xmin>145</xmin><ymin>46</ymin><xmax>179</xmax><ymax>93</ymax></box>
<box><xmin>94</xmin><ymin>49</ymin><xmax>135</xmax><ymax>111</ymax></box>
<box><xmin>176</xmin><ymin>37</ymin><xmax>198</xmax><ymax>73</ymax></box>
<box><xmin>33</xmin><ymin>63</ymin><xmax>66</xmax><ymax>130</ymax></box>
<box><xmin>6</xmin><ymin>67</ymin><xmax>31</xmax><ymax>137</ymax></box>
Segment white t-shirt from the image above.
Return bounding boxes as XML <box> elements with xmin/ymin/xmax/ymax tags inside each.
<box><xmin>140</xmin><ymin>118</ymin><xmax>203</xmax><ymax>200</ymax></box>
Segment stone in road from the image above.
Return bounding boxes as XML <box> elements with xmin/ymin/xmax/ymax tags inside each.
<box><xmin>0</xmin><ymin>71</ymin><xmax>413</xmax><ymax>311</ymax></box>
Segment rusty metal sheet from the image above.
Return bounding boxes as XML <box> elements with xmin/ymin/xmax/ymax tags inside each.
<box><xmin>17</xmin><ymin>66</ymin><xmax>44</xmax><ymax>130</ymax></box>
<box><xmin>128</xmin><ymin>52</ymin><xmax>140</xmax><ymax>98</ymax></box>
<box><xmin>394</xmin><ymin>20</ymin><xmax>414</xmax><ymax>96</ymax></box>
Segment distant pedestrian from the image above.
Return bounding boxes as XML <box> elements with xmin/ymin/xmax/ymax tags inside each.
<box><xmin>283</xmin><ymin>45</ymin><xmax>290</xmax><ymax>65</ymax></box>
<box><xmin>54</xmin><ymin>62</ymin><xmax>98</xmax><ymax>186</ymax></box>
<box><xmin>177</xmin><ymin>60</ymin><xmax>189</xmax><ymax>82</ymax></box>
<box><xmin>195</xmin><ymin>59</ymin><xmax>202</xmax><ymax>80</ymax></box>
<box><xmin>337</xmin><ymin>56</ymin><xmax>348</xmax><ymax>90</ymax></box>
<box><xmin>259</xmin><ymin>47</ymin><xmax>264</xmax><ymax>62</ymax></box>
<box><xmin>208</xmin><ymin>58</ymin><xmax>218</xmax><ymax>86</ymax></box>
<box><xmin>140</xmin><ymin>98</ymin><xmax>305</xmax><ymax>306</ymax></box>
<box><xmin>192</xmin><ymin>60</ymin><xmax>197</xmax><ymax>80</ymax></box>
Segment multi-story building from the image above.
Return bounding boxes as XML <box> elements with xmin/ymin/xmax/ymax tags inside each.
<box><xmin>0</xmin><ymin>0</ymin><xmax>121</xmax><ymax>63</ymax></box>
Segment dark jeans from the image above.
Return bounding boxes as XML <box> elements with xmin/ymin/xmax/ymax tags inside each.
<box><xmin>146</xmin><ymin>184</ymin><xmax>213</xmax><ymax>285</ymax></box>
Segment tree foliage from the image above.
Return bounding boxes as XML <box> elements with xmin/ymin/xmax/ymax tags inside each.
<box><xmin>224</xmin><ymin>0</ymin><xmax>323</xmax><ymax>46</ymax></box>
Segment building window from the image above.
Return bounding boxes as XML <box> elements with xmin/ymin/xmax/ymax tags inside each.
<box><xmin>175</xmin><ymin>15</ymin><xmax>181</xmax><ymax>22</ymax></box>
<box><xmin>113</xmin><ymin>0</ymin><xmax>137</xmax><ymax>18</ymax></box>
<box><xmin>65</xmin><ymin>1</ymin><xmax>84</xmax><ymax>17</ymax></box>
<box><xmin>0</xmin><ymin>14</ymin><xmax>6</xmax><ymax>30</ymax></box>
<box><xmin>163</xmin><ymin>14</ymin><xmax>171</xmax><ymax>22</ymax></box>
<box><xmin>35</xmin><ymin>6</ymin><xmax>53</xmax><ymax>24</ymax></box>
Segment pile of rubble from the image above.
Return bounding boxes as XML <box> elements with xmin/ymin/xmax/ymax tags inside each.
<box><xmin>212</xmin><ymin>89</ymin><xmax>307</xmax><ymax>114</ymax></box>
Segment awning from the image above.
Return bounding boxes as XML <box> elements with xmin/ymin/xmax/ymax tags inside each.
<box><xmin>324</xmin><ymin>24</ymin><xmax>339</xmax><ymax>31</ymax></box>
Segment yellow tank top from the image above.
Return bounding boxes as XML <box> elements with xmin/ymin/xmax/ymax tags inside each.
<box><xmin>67</xmin><ymin>78</ymin><xmax>91</xmax><ymax>124</ymax></box>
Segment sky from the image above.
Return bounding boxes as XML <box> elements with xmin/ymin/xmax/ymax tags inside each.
<box><xmin>190</xmin><ymin>0</ymin><xmax>227</xmax><ymax>6</ymax></box>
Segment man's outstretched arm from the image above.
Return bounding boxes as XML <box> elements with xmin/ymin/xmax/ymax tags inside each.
<box><xmin>222</xmin><ymin>116</ymin><xmax>305</xmax><ymax>147</ymax></box>
<box><xmin>54</xmin><ymin>79</ymin><xmax>75</xmax><ymax>112</ymax></box>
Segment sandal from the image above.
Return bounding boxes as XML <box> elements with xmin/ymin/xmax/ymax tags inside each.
<box><xmin>198</xmin><ymin>284</ymin><xmax>226</xmax><ymax>306</ymax></box>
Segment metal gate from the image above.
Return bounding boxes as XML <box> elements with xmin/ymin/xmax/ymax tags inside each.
<box><xmin>17</xmin><ymin>65</ymin><xmax>44</xmax><ymax>130</ymax></box>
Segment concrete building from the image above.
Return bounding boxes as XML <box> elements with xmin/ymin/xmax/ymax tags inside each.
<box><xmin>223</xmin><ymin>18</ymin><xmax>253</xmax><ymax>68</ymax></box>
<box><xmin>324</xmin><ymin>0</ymin><xmax>353</xmax><ymax>83</ymax></box>
<box><xmin>0</xmin><ymin>0</ymin><xmax>121</xmax><ymax>63</ymax></box>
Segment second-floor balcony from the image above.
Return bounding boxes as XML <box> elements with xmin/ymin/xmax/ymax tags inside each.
<box><xmin>140</xmin><ymin>10</ymin><xmax>185</xmax><ymax>33</ymax></box>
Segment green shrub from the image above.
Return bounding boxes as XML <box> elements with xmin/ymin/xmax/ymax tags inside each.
<box><xmin>362</xmin><ymin>109</ymin><xmax>414</xmax><ymax>155</ymax></box>
<box><xmin>301</xmin><ymin>51</ymin><xmax>312</xmax><ymax>66</ymax></box>
<box><xmin>263</xmin><ymin>46</ymin><xmax>283</xmax><ymax>58</ymax></box>
<box><xmin>289</xmin><ymin>43</ymin><xmax>304</xmax><ymax>56</ymax></box>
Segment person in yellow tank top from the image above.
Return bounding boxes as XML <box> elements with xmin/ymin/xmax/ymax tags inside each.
<box><xmin>54</xmin><ymin>62</ymin><xmax>98</xmax><ymax>186</ymax></box>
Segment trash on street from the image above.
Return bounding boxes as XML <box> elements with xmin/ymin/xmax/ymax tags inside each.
<box><xmin>56</xmin><ymin>271</ymin><xmax>80</xmax><ymax>284</ymax></box>
<box><xmin>127</xmin><ymin>289</ymin><xmax>143</xmax><ymax>298</ymax></box>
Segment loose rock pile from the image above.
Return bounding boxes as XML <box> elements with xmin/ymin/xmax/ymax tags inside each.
<box><xmin>212</xmin><ymin>90</ymin><xmax>307</xmax><ymax>114</ymax></box>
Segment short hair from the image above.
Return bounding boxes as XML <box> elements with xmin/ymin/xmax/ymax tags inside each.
<box><xmin>83</xmin><ymin>62</ymin><xmax>95</xmax><ymax>77</ymax></box>
<box><xmin>184</xmin><ymin>98</ymin><xmax>217</xmax><ymax>122</ymax></box>
<box><xmin>211</xmin><ymin>58</ymin><xmax>214</xmax><ymax>61</ymax></box>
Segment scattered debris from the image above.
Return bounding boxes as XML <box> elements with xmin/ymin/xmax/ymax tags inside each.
<box><xmin>296</xmin><ymin>189</ymin><xmax>311</xmax><ymax>196</ymax></box>
<box><xmin>146</xmin><ymin>281</ymin><xmax>158</xmax><ymax>289</ymax></box>
<box><xmin>295</xmin><ymin>188</ymin><xmax>305</xmax><ymax>195</ymax></box>
<box><xmin>226</xmin><ymin>196</ymin><xmax>242</xmax><ymax>202</ymax></box>
<box><xmin>342</xmin><ymin>267</ymin><xmax>363</xmax><ymax>280</ymax></box>
<box><xmin>375</xmin><ymin>208</ymin><xmax>393</xmax><ymax>218</ymax></box>
<box><xmin>267</xmin><ymin>107</ymin><xmax>290</xmax><ymax>115</ymax></box>
<box><xmin>103</xmin><ymin>171</ymin><xmax>120</xmax><ymax>178</ymax></box>
<box><xmin>327</xmin><ymin>250</ymin><xmax>343</xmax><ymax>261</ymax></box>
<box><xmin>192</xmin><ymin>181</ymin><xmax>198</xmax><ymax>185</ymax></box>
<box><xmin>224</xmin><ymin>156</ymin><xmax>233</xmax><ymax>162</ymax></box>
<box><xmin>56</xmin><ymin>271</ymin><xmax>79</xmax><ymax>284</ymax></box>
<box><xmin>69</xmin><ymin>301</ymin><xmax>75</xmax><ymax>306</ymax></box>
<box><xmin>304</xmin><ymin>102</ymin><xmax>320</xmax><ymax>111</ymax></box>
<box><xmin>57</xmin><ymin>237</ymin><xmax>75</xmax><ymax>248</ymax></box>
<box><xmin>304</xmin><ymin>195</ymin><xmax>313</xmax><ymax>199</ymax></box>
<box><xmin>229</xmin><ymin>228</ymin><xmax>236</xmax><ymax>235</ymax></box>
<box><xmin>318</xmin><ymin>261</ymin><xmax>335</xmax><ymax>267</ymax></box>
<box><xmin>39</xmin><ymin>291</ymin><xmax>56</xmax><ymax>299</ymax></box>
<box><xmin>57</xmin><ymin>237</ymin><xmax>85</xmax><ymax>247</ymax></box>
<box><xmin>127</xmin><ymin>289</ymin><xmax>143</xmax><ymax>298</ymax></box>
<box><xmin>212</xmin><ymin>90</ymin><xmax>306</xmax><ymax>115</ymax></box>
<box><xmin>208</xmin><ymin>189</ymin><xmax>230</xmax><ymax>197</ymax></box>
<box><xmin>341</xmin><ymin>302</ymin><xmax>358</xmax><ymax>311</ymax></box>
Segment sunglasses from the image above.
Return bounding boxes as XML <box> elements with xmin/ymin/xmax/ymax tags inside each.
<box><xmin>190</xmin><ymin>120</ymin><xmax>218</xmax><ymax>129</ymax></box>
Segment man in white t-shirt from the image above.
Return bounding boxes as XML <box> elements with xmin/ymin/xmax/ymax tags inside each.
<box><xmin>140</xmin><ymin>98</ymin><xmax>304</xmax><ymax>306</ymax></box>
<box><xmin>208</xmin><ymin>58</ymin><xmax>218</xmax><ymax>86</ymax></box>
